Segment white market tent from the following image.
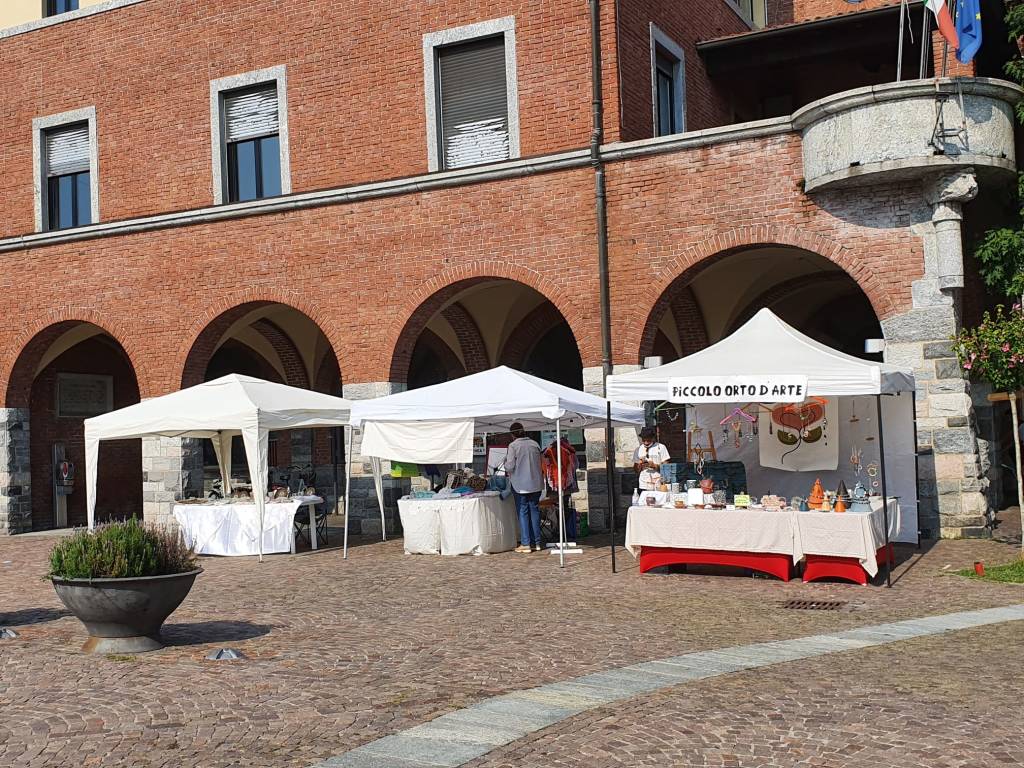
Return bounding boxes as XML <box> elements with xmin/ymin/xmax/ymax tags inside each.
<box><xmin>606</xmin><ymin>308</ymin><xmax>919</xmax><ymax>582</ymax></box>
<box><xmin>607</xmin><ymin>308</ymin><xmax>915</xmax><ymax>400</ymax></box>
<box><xmin>348</xmin><ymin>366</ymin><xmax>646</xmax><ymax>564</ymax></box>
<box><xmin>84</xmin><ymin>374</ymin><xmax>357</xmax><ymax>559</ymax></box>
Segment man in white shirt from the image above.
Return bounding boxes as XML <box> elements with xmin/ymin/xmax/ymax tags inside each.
<box><xmin>633</xmin><ymin>426</ymin><xmax>670</xmax><ymax>491</ymax></box>
<box><xmin>504</xmin><ymin>422</ymin><xmax>544</xmax><ymax>552</ymax></box>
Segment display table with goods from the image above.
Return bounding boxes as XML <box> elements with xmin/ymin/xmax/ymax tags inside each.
<box><xmin>349</xmin><ymin>366</ymin><xmax>644</xmax><ymax>565</ymax></box>
<box><xmin>173</xmin><ymin>494</ymin><xmax>324</xmax><ymax>556</ymax></box>
<box><xmin>625</xmin><ymin>482</ymin><xmax>898</xmax><ymax>583</ymax></box>
<box><xmin>398</xmin><ymin>489</ymin><xmax>517</xmax><ymax>556</ymax></box>
<box><xmin>608</xmin><ymin>309</ymin><xmax>919</xmax><ymax>586</ymax></box>
<box><xmin>85</xmin><ymin>374</ymin><xmax>355</xmax><ymax>562</ymax></box>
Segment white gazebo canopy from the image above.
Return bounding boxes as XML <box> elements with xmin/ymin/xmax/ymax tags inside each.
<box><xmin>348</xmin><ymin>366</ymin><xmax>646</xmax><ymax>564</ymax></box>
<box><xmin>350</xmin><ymin>365</ymin><xmax>646</xmax><ymax>464</ymax></box>
<box><xmin>607</xmin><ymin>308</ymin><xmax>914</xmax><ymax>401</ymax></box>
<box><xmin>84</xmin><ymin>374</ymin><xmax>355</xmax><ymax>553</ymax></box>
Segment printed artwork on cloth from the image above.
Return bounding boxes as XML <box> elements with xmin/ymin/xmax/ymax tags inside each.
<box><xmin>758</xmin><ymin>397</ymin><xmax>839</xmax><ymax>472</ymax></box>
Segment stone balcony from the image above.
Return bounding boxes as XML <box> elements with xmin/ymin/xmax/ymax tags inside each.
<box><xmin>794</xmin><ymin>78</ymin><xmax>1023</xmax><ymax>192</ymax></box>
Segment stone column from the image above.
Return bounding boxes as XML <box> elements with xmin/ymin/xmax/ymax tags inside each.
<box><xmin>883</xmin><ymin>168</ymin><xmax>989</xmax><ymax>538</ymax></box>
<box><xmin>0</xmin><ymin>409</ymin><xmax>31</xmax><ymax>534</ymax></box>
<box><xmin>582</xmin><ymin>365</ymin><xmax>642</xmax><ymax>532</ymax></box>
<box><xmin>342</xmin><ymin>381</ymin><xmax>408</xmax><ymax>537</ymax></box>
<box><xmin>141</xmin><ymin>436</ymin><xmax>204</xmax><ymax>529</ymax></box>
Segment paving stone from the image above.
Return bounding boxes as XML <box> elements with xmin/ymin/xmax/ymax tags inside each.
<box><xmin>2</xmin><ymin>531</ymin><xmax>1024</xmax><ymax>767</ymax></box>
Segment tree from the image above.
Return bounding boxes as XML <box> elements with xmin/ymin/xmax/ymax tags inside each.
<box><xmin>955</xmin><ymin>305</ymin><xmax>1024</xmax><ymax>552</ymax></box>
<box><xmin>973</xmin><ymin>4</ymin><xmax>1024</xmax><ymax>301</ymax></box>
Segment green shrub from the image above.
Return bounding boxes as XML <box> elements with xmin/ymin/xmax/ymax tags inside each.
<box><xmin>48</xmin><ymin>518</ymin><xmax>196</xmax><ymax>579</ymax></box>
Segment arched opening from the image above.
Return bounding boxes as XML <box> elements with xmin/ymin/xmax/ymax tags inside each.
<box><xmin>641</xmin><ymin>246</ymin><xmax>884</xmax><ymax>457</ymax></box>
<box><xmin>6</xmin><ymin>322</ymin><xmax>142</xmax><ymax>530</ymax></box>
<box><xmin>183</xmin><ymin>303</ymin><xmax>343</xmax><ymax>495</ymax></box>
<box><xmin>395</xmin><ymin>279</ymin><xmax>584</xmax><ymax>390</ymax></box>
<box><xmin>643</xmin><ymin>247</ymin><xmax>883</xmax><ymax>362</ymax></box>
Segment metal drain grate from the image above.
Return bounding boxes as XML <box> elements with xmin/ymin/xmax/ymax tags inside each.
<box><xmin>781</xmin><ymin>599</ymin><xmax>847</xmax><ymax>611</ymax></box>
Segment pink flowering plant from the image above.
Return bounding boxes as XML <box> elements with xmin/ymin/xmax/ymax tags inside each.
<box><xmin>954</xmin><ymin>304</ymin><xmax>1024</xmax><ymax>393</ymax></box>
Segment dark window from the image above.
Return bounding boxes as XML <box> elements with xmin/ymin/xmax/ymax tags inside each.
<box><xmin>44</xmin><ymin>122</ymin><xmax>91</xmax><ymax>231</ymax></box>
<box><xmin>45</xmin><ymin>0</ymin><xmax>79</xmax><ymax>16</ymax></box>
<box><xmin>655</xmin><ymin>50</ymin><xmax>682</xmax><ymax>137</ymax></box>
<box><xmin>227</xmin><ymin>135</ymin><xmax>281</xmax><ymax>202</ymax></box>
<box><xmin>436</xmin><ymin>36</ymin><xmax>509</xmax><ymax>170</ymax></box>
<box><xmin>222</xmin><ymin>84</ymin><xmax>281</xmax><ymax>203</ymax></box>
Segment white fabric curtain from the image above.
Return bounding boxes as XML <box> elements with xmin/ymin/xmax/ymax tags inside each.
<box><xmin>210</xmin><ymin>431</ymin><xmax>234</xmax><ymax>495</ymax></box>
<box><xmin>361</xmin><ymin>419</ymin><xmax>474</xmax><ymax>464</ymax></box>
<box><xmin>240</xmin><ymin>423</ymin><xmax>269</xmax><ymax>559</ymax></box>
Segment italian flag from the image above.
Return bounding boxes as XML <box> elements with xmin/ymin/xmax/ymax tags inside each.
<box><xmin>926</xmin><ymin>0</ymin><xmax>960</xmax><ymax>48</ymax></box>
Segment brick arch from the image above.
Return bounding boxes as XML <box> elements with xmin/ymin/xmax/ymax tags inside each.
<box><xmin>724</xmin><ymin>272</ymin><xmax>856</xmax><ymax>336</ymax></box>
<box><xmin>632</xmin><ymin>227</ymin><xmax>896</xmax><ymax>364</ymax></box>
<box><xmin>176</xmin><ymin>289</ymin><xmax>342</xmax><ymax>391</ymax></box>
<box><xmin>441</xmin><ymin>302</ymin><xmax>490</xmax><ymax>373</ymax></box>
<box><xmin>386</xmin><ymin>262</ymin><xmax>591</xmax><ymax>383</ymax></box>
<box><xmin>498</xmin><ymin>302</ymin><xmax>568</xmax><ymax>369</ymax></box>
<box><xmin>2</xmin><ymin>309</ymin><xmax>151</xmax><ymax>407</ymax></box>
<box><xmin>253</xmin><ymin>318</ymin><xmax>310</xmax><ymax>389</ymax></box>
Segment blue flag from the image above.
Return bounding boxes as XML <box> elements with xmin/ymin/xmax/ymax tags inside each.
<box><xmin>956</xmin><ymin>0</ymin><xmax>982</xmax><ymax>64</ymax></box>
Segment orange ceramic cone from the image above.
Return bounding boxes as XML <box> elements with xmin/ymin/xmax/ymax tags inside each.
<box><xmin>833</xmin><ymin>497</ymin><xmax>846</xmax><ymax>513</ymax></box>
<box><xmin>808</xmin><ymin>478</ymin><xmax>824</xmax><ymax>510</ymax></box>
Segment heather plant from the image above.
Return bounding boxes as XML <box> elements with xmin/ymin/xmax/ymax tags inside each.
<box><xmin>48</xmin><ymin>518</ymin><xmax>196</xmax><ymax>579</ymax></box>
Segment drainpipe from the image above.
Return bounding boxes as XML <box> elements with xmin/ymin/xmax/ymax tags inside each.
<box><xmin>590</xmin><ymin>0</ymin><xmax>619</xmax><ymax>562</ymax></box>
<box><xmin>590</xmin><ymin>0</ymin><xmax>612</xmax><ymax>381</ymax></box>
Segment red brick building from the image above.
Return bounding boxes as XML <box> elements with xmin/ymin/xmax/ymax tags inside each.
<box><xmin>0</xmin><ymin>0</ymin><xmax>1018</xmax><ymax>539</ymax></box>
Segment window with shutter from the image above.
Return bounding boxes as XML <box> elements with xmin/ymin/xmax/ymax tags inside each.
<box><xmin>436</xmin><ymin>37</ymin><xmax>509</xmax><ymax>170</ymax></box>
<box><xmin>45</xmin><ymin>0</ymin><xmax>79</xmax><ymax>17</ymax></box>
<box><xmin>222</xmin><ymin>84</ymin><xmax>282</xmax><ymax>202</ymax></box>
<box><xmin>44</xmin><ymin>123</ymin><xmax>91</xmax><ymax>230</ymax></box>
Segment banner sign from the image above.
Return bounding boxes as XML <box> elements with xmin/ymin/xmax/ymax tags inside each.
<box><xmin>667</xmin><ymin>375</ymin><xmax>809</xmax><ymax>404</ymax></box>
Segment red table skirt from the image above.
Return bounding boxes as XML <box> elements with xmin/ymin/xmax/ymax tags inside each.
<box><xmin>802</xmin><ymin>544</ymin><xmax>894</xmax><ymax>585</ymax></box>
<box><xmin>638</xmin><ymin>546</ymin><xmax>793</xmax><ymax>582</ymax></box>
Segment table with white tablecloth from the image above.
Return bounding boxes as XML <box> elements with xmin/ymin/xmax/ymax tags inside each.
<box><xmin>173</xmin><ymin>495</ymin><xmax>323</xmax><ymax>556</ymax></box>
<box><xmin>398</xmin><ymin>493</ymin><xmax>517</xmax><ymax>556</ymax></box>
<box><xmin>625</xmin><ymin>498</ymin><xmax>899</xmax><ymax>583</ymax></box>
<box><xmin>796</xmin><ymin>498</ymin><xmax>899</xmax><ymax>580</ymax></box>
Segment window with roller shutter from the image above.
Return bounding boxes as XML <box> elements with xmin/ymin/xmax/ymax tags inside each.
<box><xmin>436</xmin><ymin>36</ymin><xmax>510</xmax><ymax>171</ymax></box>
<box><xmin>221</xmin><ymin>84</ymin><xmax>282</xmax><ymax>203</ymax></box>
<box><xmin>45</xmin><ymin>123</ymin><xmax>91</xmax><ymax>230</ymax></box>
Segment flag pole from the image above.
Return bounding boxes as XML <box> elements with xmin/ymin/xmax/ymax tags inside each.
<box><xmin>897</xmin><ymin>0</ymin><xmax>908</xmax><ymax>81</ymax></box>
<box><xmin>919</xmin><ymin>4</ymin><xmax>931</xmax><ymax>79</ymax></box>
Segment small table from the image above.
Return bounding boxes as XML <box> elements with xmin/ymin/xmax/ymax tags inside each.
<box><xmin>398</xmin><ymin>493</ymin><xmax>517</xmax><ymax>556</ymax></box>
<box><xmin>173</xmin><ymin>495</ymin><xmax>323</xmax><ymax>556</ymax></box>
<box><xmin>796</xmin><ymin>498</ymin><xmax>899</xmax><ymax>585</ymax></box>
<box><xmin>625</xmin><ymin>505</ymin><xmax>800</xmax><ymax>581</ymax></box>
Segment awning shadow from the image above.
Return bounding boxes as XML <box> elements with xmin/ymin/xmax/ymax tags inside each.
<box><xmin>160</xmin><ymin>620</ymin><xmax>273</xmax><ymax>647</ymax></box>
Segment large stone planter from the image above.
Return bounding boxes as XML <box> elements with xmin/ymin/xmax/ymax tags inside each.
<box><xmin>51</xmin><ymin>569</ymin><xmax>202</xmax><ymax>654</ymax></box>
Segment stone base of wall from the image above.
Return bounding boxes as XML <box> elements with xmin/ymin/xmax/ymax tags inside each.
<box><xmin>0</xmin><ymin>408</ymin><xmax>31</xmax><ymax>534</ymax></box>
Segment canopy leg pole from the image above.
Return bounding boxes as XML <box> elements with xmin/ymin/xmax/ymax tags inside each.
<box><xmin>606</xmin><ymin>401</ymin><xmax>617</xmax><ymax>573</ymax></box>
<box><xmin>876</xmin><ymin>395</ymin><xmax>892</xmax><ymax>588</ymax></box>
<box><xmin>332</xmin><ymin>426</ymin><xmax>340</xmax><ymax>517</ymax></box>
<box><xmin>343</xmin><ymin>426</ymin><xmax>353</xmax><ymax>559</ymax></box>
<box><xmin>557</xmin><ymin>419</ymin><xmax>565</xmax><ymax>569</ymax></box>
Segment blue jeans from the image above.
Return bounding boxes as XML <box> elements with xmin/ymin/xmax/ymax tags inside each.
<box><xmin>514</xmin><ymin>491</ymin><xmax>542</xmax><ymax>547</ymax></box>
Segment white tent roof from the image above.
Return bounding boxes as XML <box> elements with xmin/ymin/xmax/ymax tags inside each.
<box><xmin>607</xmin><ymin>309</ymin><xmax>915</xmax><ymax>401</ymax></box>
<box><xmin>349</xmin><ymin>366</ymin><xmax>645</xmax><ymax>432</ymax></box>
<box><xmin>350</xmin><ymin>367</ymin><xmax>644</xmax><ymax>465</ymax></box>
<box><xmin>84</xmin><ymin>373</ymin><xmax>354</xmax><ymax>441</ymax></box>
<box><xmin>84</xmin><ymin>374</ymin><xmax>354</xmax><ymax>537</ymax></box>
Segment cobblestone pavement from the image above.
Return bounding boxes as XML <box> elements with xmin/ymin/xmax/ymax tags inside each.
<box><xmin>1</xmin><ymin>528</ymin><xmax>1023</xmax><ymax>767</ymax></box>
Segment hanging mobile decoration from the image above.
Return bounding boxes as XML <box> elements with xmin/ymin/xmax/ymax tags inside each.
<box><xmin>730</xmin><ymin>418</ymin><xmax>743</xmax><ymax>448</ymax></box>
<box><xmin>849</xmin><ymin>400</ymin><xmax>859</xmax><ymax>424</ymax></box>
<box><xmin>866</xmin><ymin>461</ymin><xmax>880</xmax><ymax>489</ymax></box>
<box><xmin>849</xmin><ymin>445</ymin><xmax>863</xmax><ymax>475</ymax></box>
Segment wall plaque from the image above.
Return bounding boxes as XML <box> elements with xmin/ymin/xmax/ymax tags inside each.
<box><xmin>56</xmin><ymin>373</ymin><xmax>113</xmax><ymax>418</ymax></box>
